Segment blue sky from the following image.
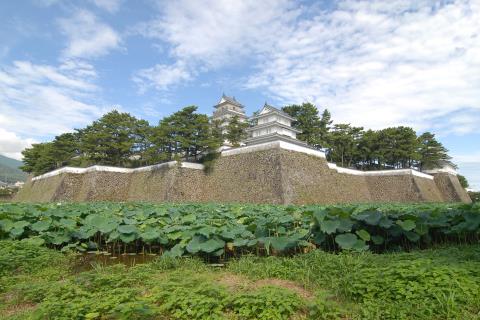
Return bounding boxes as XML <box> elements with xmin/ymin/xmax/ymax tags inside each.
<box><xmin>0</xmin><ymin>0</ymin><xmax>479</xmax><ymax>189</ymax></box>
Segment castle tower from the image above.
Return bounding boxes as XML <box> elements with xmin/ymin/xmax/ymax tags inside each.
<box><xmin>212</xmin><ymin>94</ymin><xmax>248</xmax><ymax>148</ymax></box>
<box><xmin>212</xmin><ymin>94</ymin><xmax>248</xmax><ymax>130</ymax></box>
<box><xmin>245</xmin><ymin>103</ymin><xmax>306</xmax><ymax>146</ymax></box>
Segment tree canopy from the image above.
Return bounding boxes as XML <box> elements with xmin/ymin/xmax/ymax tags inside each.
<box><xmin>21</xmin><ymin>101</ymin><xmax>455</xmax><ymax>176</ymax></box>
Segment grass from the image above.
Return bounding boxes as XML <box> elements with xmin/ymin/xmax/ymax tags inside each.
<box><xmin>1</xmin><ymin>240</ymin><xmax>480</xmax><ymax>319</ymax></box>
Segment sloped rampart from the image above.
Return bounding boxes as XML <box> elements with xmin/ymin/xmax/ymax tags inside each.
<box><xmin>14</xmin><ymin>142</ymin><xmax>471</xmax><ymax>204</ymax></box>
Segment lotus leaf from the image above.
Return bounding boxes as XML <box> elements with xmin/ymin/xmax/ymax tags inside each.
<box><xmin>51</xmin><ymin>233</ymin><xmax>71</xmax><ymax>245</ymax></box>
<box><xmin>355</xmin><ymin>210</ymin><xmax>383</xmax><ymax>225</ymax></box>
<box><xmin>396</xmin><ymin>219</ymin><xmax>416</xmax><ymax>231</ymax></box>
<box><xmin>233</xmin><ymin>238</ymin><xmax>249</xmax><ymax>247</ymax></box>
<box><xmin>13</xmin><ymin>221</ymin><xmax>30</xmax><ymax>229</ymax></box>
<box><xmin>10</xmin><ymin>227</ymin><xmax>25</xmax><ymax>238</ymax></box>
<box><xmin>186</xmin><ymin>235</ymin><xmax>203</xmax><ymax>253</ymax></box>
<box><xmin>337</xmin><ymin>218</ymin><xmax>354</xmax><ymax>232</ymax></box>
<box><xmin>405</xmin><ymin>231</ymin><xmax>420</xmax><ymax>242</ymax></box>
<box><xmin>164</xmin><ymin>243</ymin><xmax>184</xmax><ymax>258</ymax></box>
<box><xmin>379</xmin><ymin>217</ymin><xmax>394</xmax><ymax>228</ymax></box>
<box><xmin>58</xmin><ymin>218</ymin><xmax>77</xmax><ymax>229</ymax></box>
<box><xmin>31</xmin><ymin>220</ymin><xmax>51</xmax><ymax>232</ymax></box>
<box><xmin>119</xmin><ymin>233</ymin><xmax>136</xmax><ymax>243</ymax></box>
<box><xmin>0</xmin><ymin>219</ymin><xmax>13</xmax><ymax>232</ymax></box>
<box><xmin>198</xmin><ymin>238</ymin><xmax>225</xmax><ymax>253</ymax></box>
<box><xmin>270</xmin><ymin>236</ymin><xmax>295</xmax><ymax>251</ymax></box>
<box><xmin>141</xmin><ymin>229</ymin><xmax>160</xmax><ymax>242</ymax></box>
<box><xmin>335</xmin><ymin>233</ymin><xmax>358</xmax><ymax>250</ymax></box>
<box><xmin>356</xmin><ymin>229</ymin><xmax>371</xmax><ymax>241</ymax></box>
<box><xmin>371</xmin><ymin>235</ymin><xmax>384</xmax><ymax>245</ymax></box>
<box><xmin>21</xmin><ymin>237</ymin><xmax>45</xmax><ymax>246</ymax></box>
<box><xmin>320</xmin><ymin>220</ymin><xmax>340</xmax><ymax>234</ymax></box>
<box><xmin>118</xmin><ymin>225</ymin><xmax>137</xmax><ymax>234</ymax></box>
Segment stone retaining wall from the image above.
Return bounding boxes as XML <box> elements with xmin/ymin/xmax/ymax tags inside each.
<box><xmin>431</xmin><ymin>172</ymin><xmax>472</xmax><ymax>203</ymax></box>
<box><xmin>14</xmin><ymin>142</ymin><xmax>471</xmax><ymax>204</ymax></box>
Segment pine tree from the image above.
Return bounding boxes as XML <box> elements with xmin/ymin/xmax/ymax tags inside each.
<box><xmin>282</xmin><ymin>103</ymin><xmax>323</xmax><ymax>148</ymax></box>
<box><xmin>20</xmin><ymin>143</ymin><xmax>56</xmax><ymax>175</ymax></box>
<box><xmin>225</xmin><ymin>115</ymin><xmax>248</xmax><ymax>147</ymax></box>
<box><xmin>78</xmin><ymin>110</ymin><xmax>151</xmax><ymax>167</ymax></box>
<box><xmin>417</xmin><ymin>132</ymin><xmax>454</xmax><ymax>171</ymax></box>
<box><xmin>154</xmin><ymin>106</ymin><xmax>222</xmax><ymax>161</ymax></box>
<box><xmin>319</xmin><ymin>109</ymin><xmax>333</xmax><ymax>148</ymax></box>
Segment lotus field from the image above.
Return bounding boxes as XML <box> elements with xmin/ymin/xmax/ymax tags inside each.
<box><xmin>0</xmin><ymin>202</ymin><xmax>479</xmax><ymax>257</ymax></box>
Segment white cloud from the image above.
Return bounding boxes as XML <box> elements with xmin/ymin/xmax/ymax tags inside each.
<box><xmin>136</xmin><ymin>0</ymin><xmax>480</xmax><ymax>134</ymax></box>
<box><xmin>133</xmin><ymin>0</ymin><xmax>299</xmax><ymax>91</ymax></box>
<box><xmin>133</xmin><ymin>61</ymin><xmax>193</xmax><ymax>93</ymax></box>
<box><xmin>89</xmin><ymin>0</ymin><xmax>122</xmax><ymax>13</ymax></box>
<box><xmin>0</xmin><ymin>128</ymin><xmax>35</xmax><ymax>160</ymax></box>
<box><xmin>58</xmin><ymin>9</ymin><xmax>121</xmax><ymax>59</ymax></box>
<box><xmin>245</xmin><ymin>0</ymin><xmax>480</xmax><ymax>132</ymax></box>
<box><xmin>0</xmin><ymin>60</ymin><xmax>105</xmax><ymax>157</ymax></box>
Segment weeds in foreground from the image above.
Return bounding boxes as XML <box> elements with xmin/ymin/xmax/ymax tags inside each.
<box><xmin>1</xmin><ymin>240</ymin><xmax>480</xmax><ymax>319</ymax></box>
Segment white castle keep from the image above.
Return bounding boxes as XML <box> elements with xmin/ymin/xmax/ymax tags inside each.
<box><xmin>212</xmin><ymin>94</ymin><xmax>307</xmax><ymax>148</ymax></box>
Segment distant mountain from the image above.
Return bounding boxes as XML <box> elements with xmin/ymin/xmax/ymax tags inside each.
<box><xmin>0</xmin><ymin>154</ymin><xmax>27</xmax><ymax>184</ymax></box>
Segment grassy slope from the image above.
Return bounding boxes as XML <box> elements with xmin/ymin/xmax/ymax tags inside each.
<box><xmin>1</xmin><ymin>241</ymin><xmax>479</xmax><ymax>320</ymax></box>
<box><xmin>0</xmin><ymin>155</ymin><xmax>26</xmax><ymax>184</ymax></box>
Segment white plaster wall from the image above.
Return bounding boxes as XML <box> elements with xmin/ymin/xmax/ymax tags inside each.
<box><xmin>32</xmin><ymin>161</ymin><xmax>204</xmax><ymax>181</ymax></box>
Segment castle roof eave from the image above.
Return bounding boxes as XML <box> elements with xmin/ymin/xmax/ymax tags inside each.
<box><xmin>214</xmin><ymin>94</ymin><xmax>245</xmax><ymax>108</ymax></box>
<box><xmin>246</xmin><ymin>121</ymin><xmax>302</xmax><ymax>133</ymax></box>
<box><xmin>250</xmin><ymin>108</ymin><xmax>296</xmax><ymax>121</ymax></box>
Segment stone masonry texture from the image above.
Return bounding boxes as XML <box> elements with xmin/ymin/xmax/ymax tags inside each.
<box><xmin>14</xmin><ymin>148</ymin><xmax>471</xmax><ymax>204</ymax></box>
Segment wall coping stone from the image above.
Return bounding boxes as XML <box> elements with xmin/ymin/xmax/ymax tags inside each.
<box><xmin>424</xmin><ymin>168</ymin><xmax>458</xmax><ymax>175</ymax></box>
<box><xmin>31</xmin><ymin>139</ymin><xmax>434</xmax><ymax>182</ymax></box>
<box><xmin>32</xmin><ymin>161</ymin><xmax>204</xmax><ymax>181</ymax></box>
<box><xmin>221</xmin><ymin>140</ymin><xmax>326</xmax><ymax>158</ymax></box>
<box><xmin>327</xmin><ymin>163</ymin><xmax>434</xmax><ymax>180</ymax></box>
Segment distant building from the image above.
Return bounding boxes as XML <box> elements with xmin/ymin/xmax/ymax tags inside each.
<box><xmin>245</xmin><ymin>103</ymin><xmax>306</xmax><ymax>146</ymax></box>
<box><xmin>212</xmin><ymin>94</ymin><xmax>248</xmax><ymax>130</ymax></box>
<box><xmin>212</xmin><ymin>94</ymin><xmax>248</xmax><ymax>148</ymax></box>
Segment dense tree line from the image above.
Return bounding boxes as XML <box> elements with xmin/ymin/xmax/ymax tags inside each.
<box><xmin>22</xmin><ymin>102</ymin><xmax>456</xmax><ymax>177</ymax></box>
<box><xmin>281</xmin><ymin>103</ymin><xmax>455</xmax><ymax>171</ymax></box>
<box><xmin>21</xmin><ymin>107</ymin><xmax>246</xmax><ymax>175</ymax></box>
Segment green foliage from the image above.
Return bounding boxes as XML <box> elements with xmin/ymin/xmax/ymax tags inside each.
<box><xmin>148</xmin><ymin>272</ymin><xmax>228</xmax><ymax>319</ymax></box>
<box><xmin>225</xmin><ymin>115</ymin><xmax>249</xmax><ymax>147</ymax></box>
<box><xmin>79</xmin><ymin>110</ymin><xmax>151</xmax><ymax>167</ymax></box>
<box><xmin>154</xmin><ymin>106</ymin><xmax>222</xmax><ymax>162</ymax></box>
<box><xmin>18</xmin><ymin>99</ymin><xmax>458</xmax><ymax>178</ymax></box>
<box><xmin>227</xmin><ymin>286</ymin><xmax>302</xmax><ymax>319</ymax></box>
<box><xmin>228</xmin><ymin>245</ymin><xmax>480</xmax><ymax>320</ymax></box>
<box><xmin>1</xmin><ymin>202</ymin><xmax>480</xmax><ymax>258</ymax></box>
<box><xmin>1</xmin><ymin>240</ymin><xmax>480</xmax><ymax>319</ymax></box>
<box><xmin>0</xmin><ymin>240</ymin><xmax>67</xmax><ymax>278</ymax></box>
<box><xmin>20</xmin><ymin>107</ymin><xmax>224</xmax><ymax>176</ymax></box>
<box><xmin>282</xmin><ymin>103</ymin><xmax>324</xmax><ymax>148</ymax></box>
<box><xmin>469</xmin><ymin>191</ymin><xmax>479</xmax><ymax>203</ymax></box>
<box><xmin>458</xmin><ymin>174</ymin><xmax>469</xmax><ymax>189</ymax></box>
<box><xmin>20</xmin><ymin>142</ymin><xmax>57</xmax><ymax>175</ymax></box>
<box><xmin>417</xmin><ymin>132</ymin><xmax>454</xmax><ymax>171</ymax></box>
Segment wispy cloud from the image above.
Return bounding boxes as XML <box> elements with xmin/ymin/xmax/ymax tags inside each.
<box><xmin>58</xmin><ymin>9</ymin><xmax>122</xmax><ymax>59</ymax></box>
<box><xmin>132</xmin><ymin>0</ymin><xmax>299</xmax><ymax>91</ymax></box>
<box><xmin>133</xmin><ymin>61</ymin><xmax>193</xmax><ymax>93</ymax></box>
<box><xmin>88</xmin><ymin>0</ymin><xmax>122</xmax><ymax>13</ymax></box>
<box><xmin>245</xmin><ymin>0</ymin><xmax>480</xmax><ymax>132</ymax></box>
<box><xmin>0</xmin><ymin>60</ymin><xmax>105</xmax><ymax>158</ymax></box>
<box><xmin>135</xmin><ymin>0</ymin><xmax>480</xmax><ymax>135</ymax></box>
